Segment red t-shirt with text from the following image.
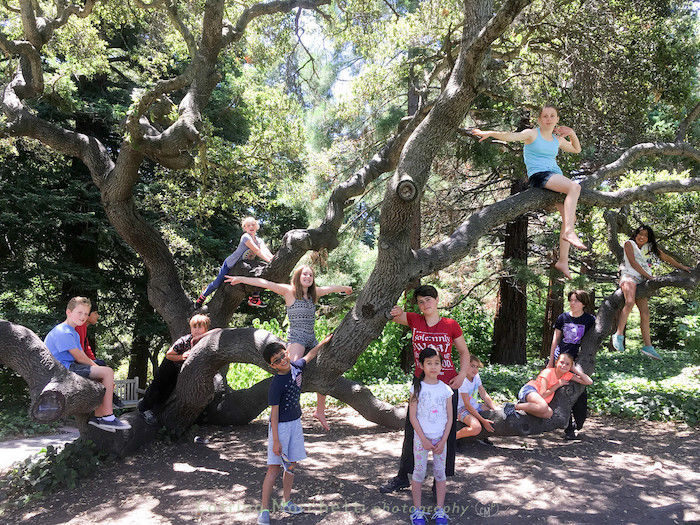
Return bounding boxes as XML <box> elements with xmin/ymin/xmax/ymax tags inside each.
<box><xmin>406</xmin><ymin>312</ymin><xmax>463</xmax><ymax>384</ymax></box>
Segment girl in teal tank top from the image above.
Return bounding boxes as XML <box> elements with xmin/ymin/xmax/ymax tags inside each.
<box><xmin>472</xmin><ymin>105</ymin><xmax>586</xmax><ymax>279</ymax></box>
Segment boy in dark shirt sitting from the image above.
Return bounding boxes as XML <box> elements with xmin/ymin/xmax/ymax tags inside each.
<box><xmin>138</xmin><ymin>314</ymin><xmax>211</xmax><ymax>424</ymax></box>
<box><xmin>257</xmin><ymin>333</ymin><xmax>332</xmax><ymax>525</ymax></box>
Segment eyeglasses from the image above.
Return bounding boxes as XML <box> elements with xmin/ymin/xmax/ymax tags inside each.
<box><xmin>271</xmin><ymin>354</ymin><xmax>286</xmax><ymax>365</ymax></box>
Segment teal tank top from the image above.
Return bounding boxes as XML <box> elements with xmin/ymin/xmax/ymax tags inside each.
<box><xmin>523</xmin><ymin>128</ymin><xmax>562</xmax><ymax>177</ymax></box>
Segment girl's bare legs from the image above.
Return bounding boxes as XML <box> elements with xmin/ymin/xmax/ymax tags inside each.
<box><xmin>261</xmin><ymin>465</ymin><xmax>281</xmax><ymax>510</ymax></box>
<box><xmin>636</xmin><ymin>297</ymin><xmax>652</xmax><ymax>347</ymax></box>
<box><xmin>314</xmin><ymin>394</ymin><xmax>330</xmax><ymax>431</ymax></box>
<box><xmin>456</xmin><ymin>413</ymin><xmax>482</xmax><ymax>439</ymax></box>
<box><xmin>287</xmin><ymin>342</ymin><xmax>330</xmax><ymax>430</ymax></box>
<box><xmin>554</xmin><ymin>202</ymin><xmax>572</xmax><ymax>279</ymax></box>
<box><xmin>435</xmin><ymin>479</ymin><xmax>446</xmax><ymax>508</ymax></box>
<box><xmin>544</xmin><ymin>174</ymin><xmax>587</xmax><ymax>252</ymax></box>
<box><xmin>615</xmin><ymin>280</ymin><xmax>637</xmax><ymax>336</ymax></box>
<box><xmin>411</xmin><ymin>480</ymin><xmax>422</xmax><ymax>509</ymax></box>
<box><xmin>515</xmin><ymin>393</ymin><xmax>553</xmax><ymax>419</ymax></box>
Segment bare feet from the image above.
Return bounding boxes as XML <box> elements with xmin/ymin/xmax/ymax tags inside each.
<box><xmin>562</xmin><ymin>231</ymin><xmax>588</xmax><ymax>251</ymax></box>
<box><xmin>314</xmin><ymin>410</ymin><xmax>330</xmax><ymax>431</ymax></box>
<box><xmin>554</xmin><ymin>260</ymin><xmax>572</xmax><ymax>279</ymax></box>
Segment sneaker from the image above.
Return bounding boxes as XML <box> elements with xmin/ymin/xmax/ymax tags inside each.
<box><xmin>141</xmin><ymin>410</ymin><xmax>157</xmax><ymax>425</ymax></box>
<box><xmin>257</xmin><ymin>510</ymin><xmax>270</xmax><ymax>525</ymax></box>
<box><xmin>478</xmin><ymin>437</ymin><xmax>494</xmax><ymax>446</ymax></box>
<box><xmin>379</xmin><ymin>475</ymin><xmax>410</xmax><ymax>493</ymax></box>
<box><xmin>564</xmin><ymin>429</ymin><xmax>577</xmax><ymax>440</ymax></box>
<box><xmin>281</xmin><ymin>500</ymin><xmax>303</xmax><ymax>514</ymax></box>
<box><xmin>410</xmin><ymin>508</ymin><xmax>427</xmax><ymax>525</ymax></box>
<box><xmin>432</xmin><ymin>507</ymin><xmax>450</xmax><ymax>524</ymax></box>
<box><xmin>88</xmin><ymin>416</ymin><xmax>131</xmax><ymax>432</ymax></box>
<box><xmin>112</xmin><ymin>394</ymin><xmax>124</xmax><ymax>409</ymax></box>
<box><xmin>248</xmin><ymin>296</ymin><xmax>267</xmax><ymax>308</ymax></box>
<box><xmin>612</xmin><ymin>334</ymin><xmax>625</xmax><ymax>352</ymax></box>
<box><xmin>194</xmin><ymin>295</ymin><xmax>205</xmax><ymax>308</ymax></box>
<box><xmin>640</xmin><ymin>346</ymin><xmax>662</xmax><ymax>360</ymax></box>
<box><xmin>503</xmin><ymin>403</ymin><xmax>516</xmax><ymax>417</ymax></box>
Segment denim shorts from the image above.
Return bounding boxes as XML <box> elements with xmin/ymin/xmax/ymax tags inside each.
<box><xmin>528</xmin><ymin>171</ymin><xmax>556</xmax><ymax>188</ymax></box>
<box><xmin>458</xmin><ymin>403</ymin><xmax>486</xmax><ymax>420</ymax></box>
<box><xmin>518</xmin><ymin>384</ymin><xmax>538</xmax><ymax>403</ymax></box>
<box><xmin>69</xmin><ymin>362</ymin><xmax>92</xmax><ymax>378</ymax></box>
<box><xmin>267</xmin><ymin>417</ymin><xmax>306</xmax><ymax>465</ymax></box>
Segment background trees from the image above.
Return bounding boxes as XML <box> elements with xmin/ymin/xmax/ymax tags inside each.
<box><xmin>1</xmin><ymin>0</ymin><xmax>698</xmax><ymax>448</ymax></box>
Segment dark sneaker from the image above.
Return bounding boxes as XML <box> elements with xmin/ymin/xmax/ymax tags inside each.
<box><xmin>379</xmin><ymin>476</ymin><xmax>410</xmax><ymax>493</ymax></box>
<box><xmin>564</xmin><ymin>428</ymin><xmax>579</xmax><ymax>440</ymax></box>
<box><xmin>257</xmin><ymin>510</ymin><xmax>270</xmax><ymax>524</ymax></box>
<box><xmin>478</xmin><ymin>437</ymin><xmax>494</xmax><ymax>446</ymax></box>
<box><xmin>89</xmin><ymin>416</ymin><xmax>131</xmax><ymax>432</ymax></box>
<box><xmin>503</xmin><ymin>403</ymin><xmax>516</xmax><ymax>417</ymax></box>
<box><xmin>248</xmin><ymin>296</ymin><xmax>267</xmax><ymax>308</ymax></box>
<box><xmin>112</xmin><ymin>394</ymin><xmax>124</xmax><ymax>408</ymax></box>
<box><xmin>432</xmin><ymin>507</ymin><xmax>450</xmax><ymax>524</ymax></box>
<box><xmin>281</xmin><ymin>501</ymin><xmax>303</xmax><ymax>514</ymax></box>
<box><xmin>194</xmin><ymin>295</ymin><xmax>205</xmax><ymax>308</ymax></box>
<box><xmin>410</xmin><ymin>508</ymin><xmax>427</xmax><ymax>525</ymax></box>
<box><xmin>142</xmin><ymin>410</ymin><xmax>158</xmax><ymax>425</ymax></box>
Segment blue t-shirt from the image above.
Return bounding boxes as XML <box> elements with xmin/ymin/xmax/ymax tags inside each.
<box><xmin>268</xmin><ymin>359</ymin><xmax>306</xmax><ymax>422</ymax></box>
<box><xmin>554</xmin><ymin>312</ymin><xmax>596</xmax><ymax>359</ymax></box>
<box><xmin>44</xmin><ymin>322</ymin><xmax>81</xmax><ymax>369</ymax></box>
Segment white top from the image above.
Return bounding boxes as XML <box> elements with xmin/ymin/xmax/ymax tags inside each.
<box><xmin>457</xmin><ymin>373</ymin><xmax>482</xmax><ymax>413</ymax></box>
<box><xmin>620</xmin><ymin>239</ymin><xmax>652</xmax><ymax>280</ymax></box>
<box><xmin>409</xmin><ymin>380</ymin><xmax>454</xmax><ymax>439</ymax></box>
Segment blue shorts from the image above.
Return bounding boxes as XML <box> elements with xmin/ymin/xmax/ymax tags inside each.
<box><xmin>518</xmin><ymin>384</ymin><xmax>538</xmax><ymax>403</ymax></box>
<box><xmin>69</xmin><ymin>362</ymin><xmax>92</xmax><ymax>378</ymax></box>
<box><xmin>528</xmin><ymin>171</ymin><xmax>556</xmax><ymax>189</ymax></box>
<box><xmin>267</xmin><ymin>418</ymin><xmax>306</xmax><ymax>465</ymax></box>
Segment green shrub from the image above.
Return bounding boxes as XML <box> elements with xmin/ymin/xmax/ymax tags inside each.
<box><xmin>0</xmin><ymin>439</ymin><xmax>110</xmax><ymax>509</ymax></box>
<box><xmin>0</xmin><ymin>405</ymin><xmax>60</xmax><ymax>440</ymax></box>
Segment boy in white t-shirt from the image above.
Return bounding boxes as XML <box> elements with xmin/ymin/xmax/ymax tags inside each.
<box><xmin>456</xmin><ymin>356</ymin><xmax>497</xmax><ymax>441</ymax></box>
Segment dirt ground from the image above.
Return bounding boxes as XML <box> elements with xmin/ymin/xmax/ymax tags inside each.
<box><xmin>3</xmin><ymin>408</ymin><xmax>698</xmax><ymax>524</ymax></box>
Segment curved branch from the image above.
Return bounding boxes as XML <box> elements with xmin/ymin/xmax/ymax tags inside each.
<box><xmin>327</xmin><ymin>377</ymin><xmax>404</xmax><ymax>429</ymax></box>
<box><xmin>583</xmin><ymin>142</ymin><xmax>700</xmax><ymax>188</ymax></box>
<box><xmin>0</xmin><ymin>321</ymin><xmax>104</xmax><ymax>422</ymax></box>
<box><xmin>222</xmin><ymin>0</ymin><xmax>331</xmax><ymax>46</ymax></box>
<box><xmin>582</xmin><ymin>178</ymin><xmax>700</xmax><ymax>207</ymax></box>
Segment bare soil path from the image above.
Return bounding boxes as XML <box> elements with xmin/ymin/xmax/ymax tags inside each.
<box><xmin>3</xmin><ymin>408</ymin><xmax>698</xmax><ymax>524</ymax></box>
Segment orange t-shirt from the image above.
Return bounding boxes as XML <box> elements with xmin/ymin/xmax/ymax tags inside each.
<box><xmin>526</xmin><ymin>368</ymin><xmax>574</xmax><ymax>404</ymax></box>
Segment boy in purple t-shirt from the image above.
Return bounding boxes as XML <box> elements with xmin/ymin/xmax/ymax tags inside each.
<box><xmin>44</xmin><ymin>297</ymin><xmax>130</xmax><ymax>432</ymax></box>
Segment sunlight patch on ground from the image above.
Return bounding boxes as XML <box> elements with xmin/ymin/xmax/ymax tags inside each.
<box><xmin>172</xmin><ymin>462</ymin><xmax>229</xmax><ymax>475</ymax></box>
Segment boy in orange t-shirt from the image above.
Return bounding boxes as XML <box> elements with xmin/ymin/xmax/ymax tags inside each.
<box><xmin>505</xmin><ymin>352</ymin><xmax>592</xmax><ymax>419</ymax></box>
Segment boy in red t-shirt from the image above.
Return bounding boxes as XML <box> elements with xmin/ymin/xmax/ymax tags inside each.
<box><xmin>379</xmin><ymin>285</ymin><xmax>471</xmax><ymax>495</ymax></box>
<box><xmin>505</xmin><ymin>352</ymin><xmax>592</xmax><ymax>419</ymax></box>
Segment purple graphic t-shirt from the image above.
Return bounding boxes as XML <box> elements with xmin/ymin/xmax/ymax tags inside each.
<box><xmin>554</xmin><ymin>312</ymin><xmax>596</xmax><ymax>359</ymax></box>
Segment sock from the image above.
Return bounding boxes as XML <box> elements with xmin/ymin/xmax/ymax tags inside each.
<box><xmin>100</xmin><ymin>414</ymin><xmax>116</xmax><ymax>421</ymax></box>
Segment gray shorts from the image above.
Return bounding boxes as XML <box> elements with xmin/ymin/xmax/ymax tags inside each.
<box><xmin>69</xmin><ymin>362</ymin><xmax>92</xmax><ymax>378</ymax></box>
<box><xmin>267</xmin><ymin>418</ymin><xmax>306</xmax><ymax>465</ymax></box>
<box><xmin>620</xmin><ymin>273</ymin><xmax>644</xmax><ymax>285</ymax></box>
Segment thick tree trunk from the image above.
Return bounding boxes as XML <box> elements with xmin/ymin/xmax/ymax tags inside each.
<box><xmin>540</xmin><ymin>267</ymin><xmax>564</xmax><ymax>358</ymax></box>
<box><xmin>490</xmin><ymin>180</ymin><xmax>528</xmax><ymax>364</ymax></box>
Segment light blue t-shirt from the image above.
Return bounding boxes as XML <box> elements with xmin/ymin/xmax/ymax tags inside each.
<box><xmin>44</xmin><ymin>322</ymin><xmax>81</xmax><ymax>369</ymax></box>
<box><xmin>523</xmin><ymin>128</ymin><xmax>562</xmax><ymax>177</ymax></box>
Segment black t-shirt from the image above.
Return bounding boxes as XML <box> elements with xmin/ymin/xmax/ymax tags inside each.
<box><xmin>268</xmin><ymin>359</ymin><xmax>306</xmax><ymax>422</ymax></box>
<box><xmin>554</xmin><ymin>312</ymin><xmax>596</xmax><ymax>359</ymax></box>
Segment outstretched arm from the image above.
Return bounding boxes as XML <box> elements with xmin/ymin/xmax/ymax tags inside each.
<box><xmin>472</xmin><ymin>128</ymin><xmax>536</xmax><ymax>143</ymax></box>
<box><xmin>315</xmin><ymin>285</ymin><xmax>353</xmax><ymax>298</ymax></box>
<box><xmin>224</xmin><ymin>275</ymin><xmax>292</xmax><ymax>297</ymax></box>
<box><xmin>570</xmin><ymin>369</ymin><xmax>593</xmax><ymax>386</ymax></box>
<box><xmin>658</xmin><ymin>249</ymin><xmax>691</xmax><ymax>272</ymax></box>
<box><xmin>303</xmin><ymin>333</ymin><xmax>333</xmax><ymax>363</ymax></box>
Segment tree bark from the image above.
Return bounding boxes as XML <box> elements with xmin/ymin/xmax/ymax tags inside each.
<box><xmin>540</xmin><ymin>267</ymin><xmax>564</xmax><ymax>359</ymax></box>
<box><xmin>491</xmin><ymin>179</ymin><xmax>528</xmax><ymax>364</ymax></box>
